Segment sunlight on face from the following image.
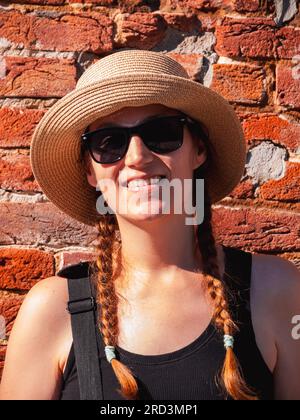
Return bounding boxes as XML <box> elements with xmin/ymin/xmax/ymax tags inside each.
<box><xmin>84</xmin><ymin>104</ymin><xmax>206</xmax><ymax>225</ymax></box>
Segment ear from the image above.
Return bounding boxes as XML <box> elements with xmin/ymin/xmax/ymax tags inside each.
<box><xmin>83</xmin><ymin>152</ymin><xmax>97</xmax><ymax>188</ymax></box>
<box><xmin>192</xmin><ymin>140</ymin><xmax>207</xmax><ymax>171</ymax></box>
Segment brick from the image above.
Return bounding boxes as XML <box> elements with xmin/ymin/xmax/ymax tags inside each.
<box><xmin>0</xmin><ymin>152</ymin><xmax>38</xmax><ymax>192</ymax></box>
<box><xmin>229</xmin><ymin>179</ymin><xmax>255</xmax><ymax>199</ymax></box>
<box><xmin>161</xmin><ymin>0</ymin><xmax>221</xmax><ymax>12</ymax></box>
<box><xmin>117</xmin><ymin>0</ymin><xmax>159</xmax><ymax>12</ymax></box>
<box><xmin>166</xmin><ymin>53</ymin><xmax>203</xmax><ymax>80</ymax></box>
<box><xmin>216</xmin><ymin>17</ymin><xmax>276</xmax><ymax>58</ymax></box>
<box><xmin>210</xmin><ymin>64</ymin><xmax>266</xmax><ymax>105</ymax></box>
<box><xmin>114</xmin><ymin>12</ymin><xmax>167</xmax><ymax>49</ymax></box>
<box><xmin>16</xmin><ymin>0</ymin><xmax>65</xmax><ymax>4</ymax></box>
<box><xmin>162</xmin><ymin>13</ymin><xmax>201</xmax><ymax>32</ymax></box>
<box><xmin>276</xmin><ymin>62</ymin><xmax>300</xmax><ymax>109</ymax></box>
<box><xmin>0</xmin><ymin>248</ymin><xmax>54</xmax><ymax>291</ymax></box>
<box><xmin>0</xmin><ymin>108</ymin><xmax>45</xmax><ymax>148</ymax></box>
<box><xmin>276</xmin><ymin>27</ymin><xmax>300</xmax><ymax>59</ymax></box>
<box><xmin>55</xmin><ymin>251</ymin><xmax>95</xmax><ymax>274</ymax></box>
<box><xmin>233</xmin><ymin>0</ymin><xmax>260</xmax><ymax>12</ymax></box>
<box><xmin>216</xmin><ymin>17</ymin><xmax>300</xmax><ymax>59</ymax></box>
<box><xmin>0</xmin><ymin>291</ymin><xmax>25</xmax><ymax>336</ymax></box>
<box><xmin>280</xmin><ymin>252</ymin><xmax>300</xmax><ymax>272</ymax></box>
<box><xmin>68</xmin><ymin>0</ymin><xmax>116</xmax><ymax>3</ymax></box>
<box><xmin>26</xmin><ymin>0</ymin><xmax>114</xmax><ymax>3</ymax></box>
<box><xmin>33</xmin><ymin>13</ymin><xmax>113</xmax><ymax>54</ymax></box>
<box><xmin>0</xmin><ymin>202</ymin><xmax>96</xmax><ymax>248</ymax></box>
<box><xmin>0</xmin><ymin>10</ymin><xmax>114</xmax><ymax>54</ymax></box>
<box><xmin>241</xmin><ymin>113</ymin><xmax>300</xmax><ymax>153</ymax></box>
<box><xmin>259</xmin><ymin>162</ymin><xmax>300</xmax><ymax>202</ymax></box>
<box><xmin>0</xmin><ymin>57</ymin><xmax>76</xmax><ymax>98</ymax></box>
<box><xmin>212</xmin><ymin>206</ymin><xmax>300</xmax><ymax>252</ymax></box>
<box><xmin>0</xmin><ymin>10</ymin><xmax>31</xmax><ymax>48</ymax></box>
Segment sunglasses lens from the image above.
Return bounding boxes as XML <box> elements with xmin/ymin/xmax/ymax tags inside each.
<box><xmin>84</xmin><ymin>116</ymin><xmax>185</xmax><ymax>164</ymax></box>
<box><xmin>89</xmin><ymin>130</ymin><xmax>127</xmax><ymax>164</ymax></box>
<box><xmin>143</xmin><ymin>117</ymin><xmax>184</xmax><ymax>152</ymax></box>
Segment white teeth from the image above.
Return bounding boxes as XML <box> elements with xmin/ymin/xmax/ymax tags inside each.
<box><xmin>127</xmin><ymin>176</ymin><xmax>165</xmax><ymax>190</ymax></box>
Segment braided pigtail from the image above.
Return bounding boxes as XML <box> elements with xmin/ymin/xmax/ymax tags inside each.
<box><xmin>196</xmin><ymin>186</ymin><xmax>258</xmax><ymax>400</ymax></box>
<box><xmin>187</xmin><ymin>113</ymin><xmax>258</xmax><ymax>400</ymax></box>
<box><xmin>92</xmin><ymin>214</ymin><xmax>139</xmax><ymax>400</ymax></box>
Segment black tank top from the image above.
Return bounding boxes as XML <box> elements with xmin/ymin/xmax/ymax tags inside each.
<box><xmin>59</xmin><ymin>246</ymin><xmax>274</xmax><ymax>400</ymax></box>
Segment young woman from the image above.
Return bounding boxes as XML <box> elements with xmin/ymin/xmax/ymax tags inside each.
<box><xmin>1</xmin><ymin>50</ymin><xmax>299</xmax><ymax>400</ymax></box>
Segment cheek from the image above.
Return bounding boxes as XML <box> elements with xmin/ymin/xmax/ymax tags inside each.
<box><xmin>167</xmin><ymin>148</ymin><xmax>195</xmax><ymax>179</ymax></box>
<box><xmin>90</xmin><ymin>157</ymin><xmax>119</xmax><ymax>181</ymax></box>
<box><xmin>92</xmin><ymin>165</ymin><xmax>105</xmax><ymax>180</ymax></box>
<box><xmin>89</xmin><ymin>162</ymin><xmax>118</xmax><ymax>194</ymax></box>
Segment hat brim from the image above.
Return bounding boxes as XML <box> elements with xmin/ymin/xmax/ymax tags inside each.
<box><xmin>30</xmin><ymin>73</ymin><xmax>246</xmax><ymax>226</ymax></box>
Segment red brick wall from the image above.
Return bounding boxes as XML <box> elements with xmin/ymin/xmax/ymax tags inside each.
<box><xmin>0</xmin><ymin>0</ymin><xmax>299</xmax><ymax>377</ymax></box>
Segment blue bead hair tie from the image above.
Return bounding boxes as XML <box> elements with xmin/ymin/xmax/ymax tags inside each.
<box><xmin>105</xmin><ymin>345</ymin><xmax>116</xmax><ymax>363</ymax></box>
<box><xmin>224</xmin><ymin>334</ymin><xmax>234</xmax><ymax>349</ymax></box>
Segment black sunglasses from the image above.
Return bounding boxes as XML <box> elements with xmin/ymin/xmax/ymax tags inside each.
<box><xmin>81</xmin><ymin>115</ymin><xmax>190</xmax><ymax>164</ymax></box>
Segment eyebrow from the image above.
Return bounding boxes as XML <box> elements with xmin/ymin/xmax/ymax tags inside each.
<box><xmin>96</xmin><ymin>113</ymin><xmax>183</xmax><ymax>129</ymax></box>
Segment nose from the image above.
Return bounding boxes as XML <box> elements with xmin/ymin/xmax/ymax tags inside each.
<box><xmin>124</xmin><ymin>134</ymin><xmax>153</xmax><ymax>166</ymax></box>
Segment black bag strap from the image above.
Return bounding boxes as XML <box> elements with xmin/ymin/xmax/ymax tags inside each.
<box><xmin>59</xmin><ymin>262</ymin><xmax>104</xmax><ymax>400</ymax></box>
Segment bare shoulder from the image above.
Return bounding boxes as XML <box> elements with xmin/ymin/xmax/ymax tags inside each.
<box><xmin>19</xmin><ymin>274</ymin><xmax>72</xmax><ymax>358</ymax></box>
<box><xmin>0</xmin><ymin>275</ymin><xmax>71</xmax><ymax>400</ymax></box>
<box><xmin>17</xmin><ymin>274</ymin><xmax>70</xmax><ymax>332</ymax></box>
<box><xmin>27</xmin><ymin>274</ymin><xmax>69</xmax><ymax>310</ymax></box>
<box><xmin>251</xmin><ymin>252</ymin><xmax>300</xmax><ymax>301</ymax></box>
<box><xmin>23</xmin><ymin>273</ymin><xmax>67</xmax><ymax>299</ymax></box>
<box><xmin>251</xmin><ymin>253</ymin><xmax>300</xmax><ymax>399</ymax></box>
<box><xmin>249</xmin><ymin>252</ymin><xmax>300</xmax><ymax>374</ymax></box>
<box><xmin>251</xmin><ymin>252</ymin><xmax>300</xmax><ymax>321</ymax></box>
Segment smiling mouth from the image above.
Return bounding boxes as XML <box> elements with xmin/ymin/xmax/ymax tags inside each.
<box><xmin>125</xmin><ymin>176</ymin><xmax>167</xmax><ymax>191</ymax></box>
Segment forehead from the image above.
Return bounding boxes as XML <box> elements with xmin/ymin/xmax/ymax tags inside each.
<box><xmin>89</xmin><ymin>104</ymin><xmax>182</xmax><ymax>129</ymax></box>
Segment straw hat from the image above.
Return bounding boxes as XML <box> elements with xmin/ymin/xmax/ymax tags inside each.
<box><xmin>30</xmin><ymin>49</ymin><xmax>246</xmax><ymax>226</ymax></box>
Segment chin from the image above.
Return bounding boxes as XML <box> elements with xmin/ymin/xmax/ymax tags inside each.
<box><xmin>119</xmin><ymin>205</ymin><xmax>169</xmax><ymax>223</ymax></box>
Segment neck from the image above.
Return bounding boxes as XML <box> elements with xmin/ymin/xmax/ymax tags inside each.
<box><xmin>115</xmin><ymin>214</ymin><xmax>204</xmax><ymax>300</ymax></box>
